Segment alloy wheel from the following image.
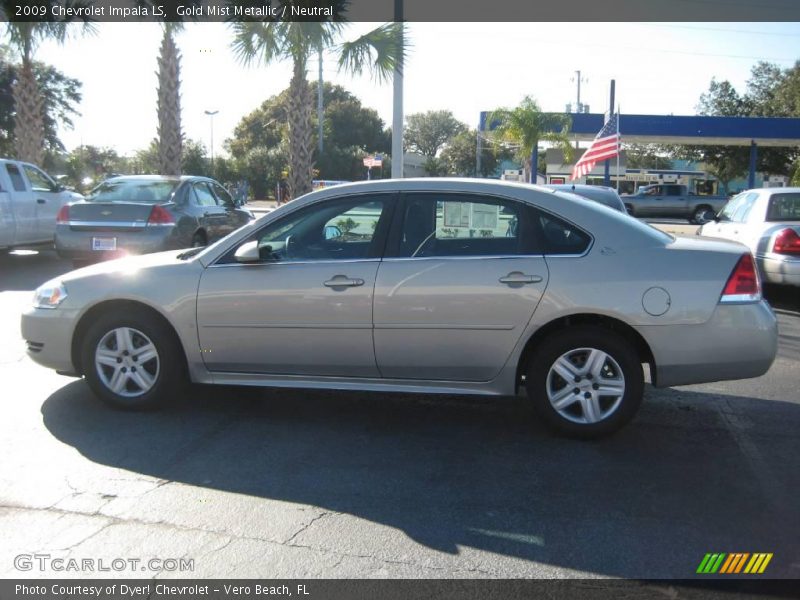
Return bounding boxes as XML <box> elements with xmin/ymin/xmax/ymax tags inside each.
<box><xmin>545</xmin><ymin>347</ymin><xmax>626</xmax><ymax>424</ymax></box>
<box><xmin>94</xmin><ymin>327</ymin><xmax>160</xmax><ymax>397</ymax></box>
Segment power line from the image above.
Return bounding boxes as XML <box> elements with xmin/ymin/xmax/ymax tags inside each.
<box><xmin>647</xmin><ymin>23</ymin><xmax>800</xmax><ymax>38</ymax></box>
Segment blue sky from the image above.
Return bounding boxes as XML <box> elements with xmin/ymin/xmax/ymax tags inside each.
<box><xmin>31</xmin><ymin>22</ymin><xmax>800</xmax><ymax>157</ymax></box>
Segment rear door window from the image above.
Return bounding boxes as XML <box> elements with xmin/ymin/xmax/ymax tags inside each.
<box><xmin>392</xmin><ymin>194</ymin><xmax>527</xmax><ymax>258</ymax></box>
<box><xmin>767</xmin><ymin>193</ymin><xmax>800</xmax><ymax>221</ymax></box>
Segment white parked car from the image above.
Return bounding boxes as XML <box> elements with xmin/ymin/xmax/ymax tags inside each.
<box><xmin>0</xmin><ymin>158</ymin><xmax>83</xmax><ymax>251</ymax></box>
<box><xmin>699</xmin><ymin>188</ymin><xmax>800</xmax><ymax>287</ymax></box>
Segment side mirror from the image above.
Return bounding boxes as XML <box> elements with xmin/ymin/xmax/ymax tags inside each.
<box><xmin>234</xmin><ymin>240</ymin><xmax>261</xmax><ymax>263</ymax></box>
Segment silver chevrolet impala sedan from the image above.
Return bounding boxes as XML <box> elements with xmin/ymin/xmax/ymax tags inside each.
<box><xmin>22</xmin><ymin>179</ymin><xmax>778</xmax><ymax>438</ymax></box>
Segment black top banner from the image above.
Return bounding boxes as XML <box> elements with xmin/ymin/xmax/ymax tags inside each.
<box><xmin>2</xmin><ymin>0</ymin><xmax>800</xmax><ymax>22</ymax></box>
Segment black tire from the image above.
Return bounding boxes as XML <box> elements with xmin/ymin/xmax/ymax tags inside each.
<box><xmin>691</xmin><ymin>205</ymin><xmax>713</xmax><ymax>225</ymax></box>
<box><xmin>191</xmin><ymin>231</ymin><xmax>207</xmax><ymax>248</ymax></box>
<box><xmin>526</xmin><ymin>327</ymin><xmax>644</xmax><ymax>439</ymax></box>
<box><xmin>624</xmin><ymin>204</ymin><xmax>634</xmax><ymax>216</ymax></box>
<box><xmin>80</xmin><ymin>308</ymin><xmax>185</xmax><ymax>410</ymax></box>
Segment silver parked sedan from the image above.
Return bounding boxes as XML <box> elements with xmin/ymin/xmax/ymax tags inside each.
<box><xmin>699</xmin><ymin>187</ymin><xmax>800</xmax><ymax>287</ymax></box>
<box><xmin>22</xmin><ymin>179</ymin><xmax>778</xmax><ymax>438</ymax></box>
<box><xmin>55</xmin><ymin>175</ymin><xmax>254</xmax><ymax>266</ymax></box>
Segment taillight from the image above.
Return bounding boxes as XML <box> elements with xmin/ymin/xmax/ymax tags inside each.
<box><xmin>56</xmin><ymin>205</ymin><xmax>70</xmax><ymax>224</ymax></box>
<box><xmin>772</xmin><ymin>228</ymin><xmax>800</xmax><ymax>256</ymax></box>
<box><xmin>720</xmin><ymin>253</ymin><xmax>761</xmax><ymax>303</ymax></box>
<box><xmin>147</xmin><ymin>205</ymin><xmax>175</xmax><ymax>226</ymax></box>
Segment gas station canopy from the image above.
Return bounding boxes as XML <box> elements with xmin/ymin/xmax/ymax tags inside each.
<box><xmin>556</xmin><ymin>113</ymin><xmax>800</xmax><ymax>147</ymax></box>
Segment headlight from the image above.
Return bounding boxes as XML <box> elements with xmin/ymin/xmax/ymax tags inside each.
<box><xmin>33</xmin><ymin>282</ymin><xmax>68</xmax><ymax>309</ymax></box>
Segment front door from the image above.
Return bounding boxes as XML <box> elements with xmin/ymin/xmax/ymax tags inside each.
<box><xmin>208</xmin><ymin>181</ymin><xmax>252</xmax><ymax>236</ymax></box>
<box><xmin>373</xmin><ymin>193</ymin><xmax>550</xmax><ymax>382</ymax></box>
<box><xmin>191</xmin><ymin>182</ymin><xmax>227</xmax><ymax>241</ymax></box>
<box><xmin>197</xmin><ymin>195</ymin><xmax>392</xmax><ymax>377</ymax></box>
<box><xmin>22</xmin><ymin>163</ymin><xmax>61</xmax><ymax>241</ymax></box>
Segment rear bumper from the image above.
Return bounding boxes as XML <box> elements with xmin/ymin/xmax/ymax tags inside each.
<box><xmin>20</xmin><ymin>305</ymin><xmax>80</xmax><ymax>374</ymax></box>
<box><xmin>636</xmin><ymin>300</ymin><xmax>778</xmax><ymax>388</ymax></box>
<box><xmin>758</xmin><ymin>254</ymin><xmax>800</xmax><ymax>287</ymax></box>
<box><xmin>55</xmin><ymin>226</ymin><xmax>180</xmax><ymax>260</ymax></box>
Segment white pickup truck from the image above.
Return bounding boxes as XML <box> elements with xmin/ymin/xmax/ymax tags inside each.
<box><xmin>0</xmin><ymin>158</ymin><xmax>83</xmax><ymax>251</ymax></box>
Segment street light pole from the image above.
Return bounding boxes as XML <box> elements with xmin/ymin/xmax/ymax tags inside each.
<box><xmin>204</xmin><ymin>109</ymin><xmax>219</xmax><ymax>173</ymax></box>
<box><xmin>391</xmin><ymin>0</ymin><xmax>404</xmax><ymax>179</ymax></box>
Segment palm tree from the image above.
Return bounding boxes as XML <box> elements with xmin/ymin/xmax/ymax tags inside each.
<box><xmin>231</xmin><ymin>9</ymin><xmax>404</xmax><ymax>198</ymax></box>
<box><xmin>156</xmin><ymin>23</ymin><xmax>183</xmax><ymax>176</ymax></box>
<box><xmin>489</xmin><ymin>96</ymin><xmax>573</xmax><ymax>183</ymax></box>
<box><xmin>1</xmin><ymin>4</ymin><xmax>94</xmax><ymax>164</ymax></box>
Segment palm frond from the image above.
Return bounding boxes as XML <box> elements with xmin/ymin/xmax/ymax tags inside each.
<box><xmin>230</xmin><ymin>21</ymin><xmax>284</xmax><ymax>66</ymax></box>
<box><xmin>338</xmin><ymin>23</ymin><xmax>406</xmax><ymax>83</ymax></box>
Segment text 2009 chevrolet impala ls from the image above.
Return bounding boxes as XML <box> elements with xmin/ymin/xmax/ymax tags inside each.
<box><xmin>21</xmin><ymin>179</ymin><xmax>778</xmax><ymax>438</ymax></box>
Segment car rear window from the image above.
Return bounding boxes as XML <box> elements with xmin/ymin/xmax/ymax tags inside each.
<box><xmin>87</xmin><ymin>180</ymin><xmax>179</xmax><ymax>204</ymax></box>
<box><xmin>767</xmin><ymin>193</ymin><xmax>800</xmax><ymax>221</ymax></box>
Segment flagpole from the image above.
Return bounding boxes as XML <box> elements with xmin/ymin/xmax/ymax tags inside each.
<box><xmin>603</xmin><ymin>79</ymin><xmax>615</xmax><ymax>187</ymax></box>
<box><xmin>616</xmin><ymin>104</ymin><xmax>621</xmax><ymax>192</ymax></box>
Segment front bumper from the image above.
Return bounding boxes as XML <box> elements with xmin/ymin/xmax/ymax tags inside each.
<box><xmin>20</xmin><ymin>305</ymin><xmax>81</xmax><ymax>374</ymax></box>
<box><xmin>636</xmin><ymin>300</ymin><xmax>778</xmax><ymax>388</ymax></box>
<box><xmin>55</xmin><ymin>225</ymin><xmax>179</xmax><ymax>260</ymax></box>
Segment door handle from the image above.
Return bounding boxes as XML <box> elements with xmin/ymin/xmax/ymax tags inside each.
<box><xmin>324</xmin><ymin>276</ymin><xmax>365</xmax><ymax>288</ymax></box>
<box><xmin>37</xmin><ymin>198</ymin><xmax>46</xmax><ymax>204</ymax></box>
<box><xmin>499</xmin><ymin>272</ymin><xmax>543</xmax><ymax>285</ymax></box>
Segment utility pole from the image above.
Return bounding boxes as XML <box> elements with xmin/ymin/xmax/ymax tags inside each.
<box><xmin>391</xmin><ymin>0</ymin><xmax>404</xmax><ymax>179</ymax></box>
<box><xmin>571</xmin><ymin>70</ymin><xmax>588</xmax><ymax>149</ymax></box>
<box><xmin>571</xmin><ymin>70</ymin><xmax>588</xmax><ymax>113</ymax></box>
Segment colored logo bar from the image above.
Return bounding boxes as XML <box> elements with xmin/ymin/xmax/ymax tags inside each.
<box><xmin>696</xmin><ymin>553</ymin><xmax>773</xmax><ymax>574</ymax></box>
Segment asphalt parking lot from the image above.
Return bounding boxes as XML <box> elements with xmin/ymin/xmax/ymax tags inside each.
<box><xmin>0</xmin><ymin>247</ymin><xmax>798</xmax><ymax>579</ymax></box>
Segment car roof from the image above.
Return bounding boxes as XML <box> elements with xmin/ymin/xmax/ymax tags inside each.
<box><xmin>102</xmin><ymin>175</ymin><xmax>203</xmax><ymax>183</ymax></box>
<box><xmin>289</xmin><ymin>178</ymin><xmax>639</xmax><ymax>227</ymax></box>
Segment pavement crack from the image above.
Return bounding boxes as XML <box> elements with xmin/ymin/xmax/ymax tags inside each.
<box><xmin>282</xmin><ymin>511</ymin><xmax>332</xmax><ymax>545</ymax></box>
<box><xmin>49</xmin><ymin>521</ymin><xmax>116</xmax><ymax>552</ymax></box>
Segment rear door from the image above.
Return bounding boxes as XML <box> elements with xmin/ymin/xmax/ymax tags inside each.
<box><xmin>662</xmin><ymin>184</ymin><xmax>687</xmax><ymax>216</ymax></box>
<box><xmin>21</xmin><ymin>163</ymin><xmax>61</xmax><ymax>241</ymax></box>
<box><xmin>373</xmin><ymin>192</ymin><xmax>551</xmax><ymax>382</ymax></box>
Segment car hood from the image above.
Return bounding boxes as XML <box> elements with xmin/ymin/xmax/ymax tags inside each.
<box><xmin>60</xmin><ymin>249</ymin><xmax>197</xmax><ymax>284</ymax></box>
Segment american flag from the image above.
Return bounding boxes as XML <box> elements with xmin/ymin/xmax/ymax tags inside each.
<box><xmin>571</xmin><ymin>113</ymin><xmax>621</xmax><ymax>180</ymax></box>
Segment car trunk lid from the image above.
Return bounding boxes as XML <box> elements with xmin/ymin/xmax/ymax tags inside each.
<box><xmin>66</xmin><ymin>201</ymin><xmax>171</xmax><ymax>231</ymax></box>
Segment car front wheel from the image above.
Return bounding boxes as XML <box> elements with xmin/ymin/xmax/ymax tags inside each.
<box><xmin>526</xmin><ymin>327</ymin><xmax>644</xmax><ymax>438</ymax></box>
<box><xmin>81</xmin><ymin>309</ymin><xmax>184</xmax><ymax>410</ymax></box>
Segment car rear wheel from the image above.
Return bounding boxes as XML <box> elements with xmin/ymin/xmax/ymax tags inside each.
<box><xmin>526</xmin><ymin>327</ymin><xmax>644</xmax><ymax>438</ymax></box>
<box><xmin>81</xmin><ymin>309</ymin><xmax>185</xmax><ymax>410</ymax></box>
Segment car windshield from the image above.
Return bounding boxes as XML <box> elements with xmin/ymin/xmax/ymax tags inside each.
<box><xmin>87</xmin><ymin>179</ymin><xmax>179</xmax><ymax>204</ymax></box>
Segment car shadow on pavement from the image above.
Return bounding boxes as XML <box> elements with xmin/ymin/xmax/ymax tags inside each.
<box><xmin>41</xmin><ymin>381</ymin><xmax>799</xmax><ymax>579</ymax></box>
